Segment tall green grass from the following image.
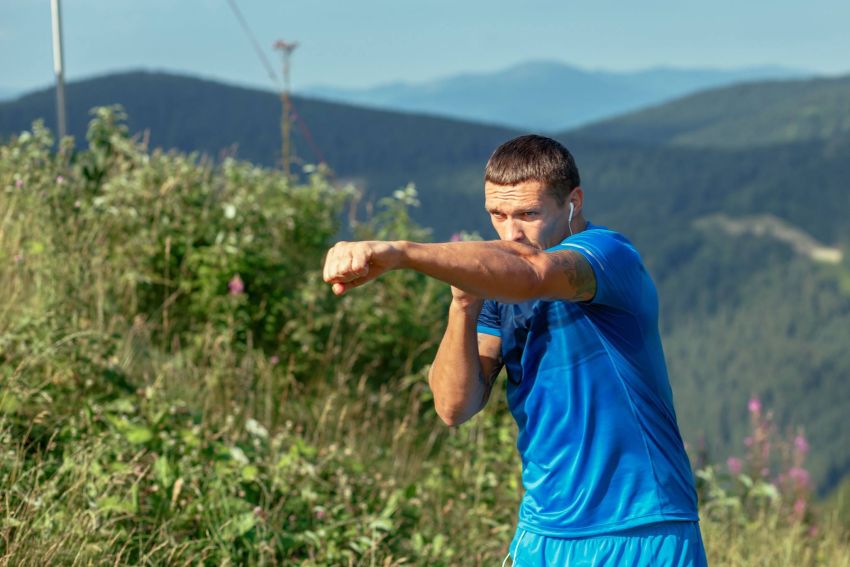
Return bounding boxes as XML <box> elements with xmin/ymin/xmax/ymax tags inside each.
<box><xmin>1</xmin><ymin>108</ymin><xmax>848</xmax><ymax>565</ymax></box>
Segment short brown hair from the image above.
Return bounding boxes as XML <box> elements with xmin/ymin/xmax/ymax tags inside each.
<box><xmin>484</xmin><ymin>135</ymin><xmax>581</xmax><ymax>205</ymax></box>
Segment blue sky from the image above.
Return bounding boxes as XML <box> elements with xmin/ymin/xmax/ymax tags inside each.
<box><xmin>1</xmin><ymin>0</ymin><xmax>848</xmax><ymax>94</ymax></box>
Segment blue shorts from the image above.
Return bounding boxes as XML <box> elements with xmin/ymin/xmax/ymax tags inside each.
<box><xmin>503</xmin><ymin>521</ymin><xmax>708</xmax><ymax>566</ymax></box>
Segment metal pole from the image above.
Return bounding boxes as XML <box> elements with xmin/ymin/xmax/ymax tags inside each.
<box><xmin>50</xmin><ymin>0</ymin><xmax>67</xmax><ymax>140</ymax></box>
<box><xmin>274</xmin><ymin>40</ymin><xmax>297</xmax><ymax>180</ymax></box>
<box><xmin>283</xmin><ymin>52</ymin><xmax>292</xmax><ymax>179</ymax></box>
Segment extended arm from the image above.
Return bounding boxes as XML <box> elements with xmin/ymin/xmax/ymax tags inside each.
<box><xmin>322</xmin><ymin>239</ymin><xmax>596</xmax><ymax>303</ymax></box>
<box><xmin>428</xmin><ymin>292</ymin><xmax>503</xmax><ymax>426</ymax></box>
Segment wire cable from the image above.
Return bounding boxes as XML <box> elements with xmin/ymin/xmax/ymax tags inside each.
<box><xmin>225</xmin><ymin>0</ymin><xmax>280</xmax><ymax>87</ymax></box>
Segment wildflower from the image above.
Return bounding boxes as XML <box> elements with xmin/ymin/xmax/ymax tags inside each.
<box><xmin>744</xmin><ymin>436</ymin><xmax>753</xmax><ymax>447</ymax></box>
<box><xmin>15</xmin><ymin>178</ymin><xmax>23</xmax><ymax>189</ymax></box>
<box><xmin>74</xmin><ymin>200</ymin><xmax>81</xmax><ymax>209</ymax></box>
<box><xmin>748</xmin><ymin>397</ymin><xmax>762</xmax><ymax>414</ymax></box>
<box><xmin>793</xmin><ymin>497</ymin><xmax>806</xmax><ymax>517</ymax></box>
<box><xmin>794</xmin><ymin>433</ymin><xmax>809</xmax><ymax>456</ymax></box>
<box><xmin>726</xmin><ymin>457</ymin><xmax>742</xmax><ymax>475</ymax></box>
<box><xmin>13</xmin><ymin>254</ymin><xmax>23</xmax><ymax>264</ymax></box>
<box><xmin>269</xmin><ymin>355</ymin><xmax>280</xmax><ymax>366</ymax></box>
<box><xmin>450</xmin><ymin>233</ymin><xmax>462</xmax><ymax>242</ymax></box>
<box><xmin>56</xmin><ymin>175</ymin><xmax>65</xmax><ymax>184</ymax></box>
<box><xmin>228</xmin><ymin>274</ymin><xmax>245</xmax><ymax>295</ymax></box>
<box><xmin>245</xmin><ymin>418</ymin><xmax>269</xmax><ymax>439</ymax></box>
<box><xmin>315</xmin><ymin>508</ymin><xmax>325</xmax><ymax>521</ymax></box>
<box><xmin>788</xmin><ymin>466</ymin><xmax>810</xmax><ymax>489</ymax></box>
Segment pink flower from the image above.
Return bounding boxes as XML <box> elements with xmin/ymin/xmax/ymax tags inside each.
<box><xmin>15</xmin><ymin>179</ymin><xmax>23</xmax><ymax>189</ymax></box>
<box><xmin>748</xmin><ymin>397</ymin><xmax>762</xmax><ymax>414</ymax></box>
<box><xmin>56</xmin><ymin>175</ymin><xmax>65</xmax><ymax>184</ymax></box>
<box><xmin>794</xmin><ymin>434</ymin><xmax>809</xmax><ymax>455</ymax></box>
<box><xmin>788</xmin><ymin>467</ymin><xmax>810</xmax><ymax>489</ymax></box>
<box><xmin>228</xmin><ymin>274</ymin><xmax>244</xmax><ymax>295</ymax></box>
<box><xmin>450</xmin><ymin>233</ymin><xmax>462</xmax><ymax>242</ymax></box>
<box><xmin>315</xmin><ymin>508</ymin><xmax>325</xmax><ymax>520</ymax></box>
<box><xmin>13</xmin><ymin>254</ymin><xmax>23</xmax><ymax>264</ymax></box>
<box><xmin>744</xmin><ymin>436</ymin><xmax>754</xmax><ymax>447</ymax></box>
<box><xmin>793</xmin><ymin>498</ymin><xmax>806</xmax><ymax>516</ymax></box>
<box><xmin>726</xmin><ymin>457</ymin><xmax>742</xmax><ymax>475</ymax></box>
<box><xmin>808</xmin><ymin>525</ymin><xmax>818</xmax><ymax>538</ymax></box>
<box><xmin>269</xmin><ymin>355</ymin><xmax>280</xmax><ymax>366</ymax></box>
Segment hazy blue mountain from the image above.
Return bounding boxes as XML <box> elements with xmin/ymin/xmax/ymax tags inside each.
<box><xmin>303</xmin><ymin>60</ymin><xmax>810</xmax><ymax>131</ymax></box>
<box><xmin>570</xmin><ymin>74</ymin><xmax>850</xmax><ymax>148</ymax></box>
<box><xmin>0</xmin><ymin>87</ymin><xmax>22</xmax><ymax>102</ymax></box>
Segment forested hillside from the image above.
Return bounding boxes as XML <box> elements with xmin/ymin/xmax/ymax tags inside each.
<box><xmin>1</xmin><ymin>72</ymin><xmax>848</xmax><ymax>494</ymax></box>
<box><xmin>571</xmin><ymin>75</ymin><xmax>850</xmax><ymax>148</ymax></box>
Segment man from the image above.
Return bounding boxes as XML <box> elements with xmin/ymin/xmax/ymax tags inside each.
<box><xmin>323</xmin><ymin>135</ymin><xmax>707</xmax><ymax>566</ymax></box>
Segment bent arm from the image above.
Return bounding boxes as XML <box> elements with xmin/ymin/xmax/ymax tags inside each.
<box><xmin>398</xmin><ymin>240</ymin><xmax>595</xmax><ymax>303</ymax></box>
<box><xmin>428</xmin><ymin>300</ymin><xmax>503</xmax><ymax>427</ymax></box>
<box><xmin>323</xmin><ymin>239</ymin><xmax>595</xmax><ymax>303</ymax></box>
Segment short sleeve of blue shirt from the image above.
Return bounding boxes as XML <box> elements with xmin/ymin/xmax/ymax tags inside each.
<box><xmin>476</xmin><ymin>299</ymin><xmax>501</xmax><ymax>336</ymax></box>
<box><xmin>548</xmin><ymin>225</ymin><xmax>646</xmax><ymax>313</ymax></box>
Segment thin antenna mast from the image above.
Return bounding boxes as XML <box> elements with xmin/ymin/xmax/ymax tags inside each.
<box><xmin>274</xmin><ymin>39</ymin><xmax>298</xmax><ymax>179</ymax></box>
<box><xmin>50</xmin><ymin>0</ymin><xmax>67</xmax><ymax>140</ymax></box>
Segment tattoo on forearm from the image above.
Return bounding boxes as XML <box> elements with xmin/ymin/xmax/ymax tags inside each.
<box><xmin>557</xmin><ymin>252</ymin><xmax>596</xmax><ymax>302</ymax></box>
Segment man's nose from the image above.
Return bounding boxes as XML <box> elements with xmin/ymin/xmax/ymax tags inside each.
<box><xmin>505</xmin><ymin>220</ymin><xmax>525</xmax><ymax>242</ymax></box>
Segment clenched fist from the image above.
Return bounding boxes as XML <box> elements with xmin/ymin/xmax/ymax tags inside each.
<box><xmin>322</xmin><ymin>240</ymin><xmax>403</xmax><ymax>295</ymax></box>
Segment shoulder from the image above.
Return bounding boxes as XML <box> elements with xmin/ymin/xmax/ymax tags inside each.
<box><xmin>549</xmin><ymin>224</ymin><xmax>641</xmax><ymax>272</ymax></box>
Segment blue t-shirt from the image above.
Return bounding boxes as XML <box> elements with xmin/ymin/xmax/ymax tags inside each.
<box><xmin>477</xmin><ymin>223</ymin><xmax>698</xmax><ymax>537</ymax></box>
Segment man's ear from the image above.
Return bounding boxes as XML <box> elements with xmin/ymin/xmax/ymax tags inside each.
<box><xmin>570</xmin><ymin>187</ymin><xmax>584</xmax><ymax>214</ymax></box>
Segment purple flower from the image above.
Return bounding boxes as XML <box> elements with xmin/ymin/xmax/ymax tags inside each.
<box><xmin>788</xmin><ymin>467</ymin><xmax>810</xmax><ymax>489</ymax></box>
<box><xmin>726</xmin><ymin>457</ymin><xmax>742</xmax><ymax>475</ymax></box>
<box><xmin>228</xmin><ymin>274</ymin><xmax>245</xmax><ymax>295</ymax></box>
<box><xmin>748</xmin><ymin>397</ymin><xmax>762</xmax><ymax>414</ymax></box>
<box><xmin>794</xmin><ymin>434</ymin><xmax>809</xmax><ymax>455</ymax></box>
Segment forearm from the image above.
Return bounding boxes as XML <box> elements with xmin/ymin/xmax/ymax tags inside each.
<box><xmin>397</xmin><ymin>240</ymin><xmax>547</xmax><ymax>303</ymax></box>
<box><xmin>428</xmin><ymin>302</ymin><xmax>487</xmax><ymax>426</ymax></box>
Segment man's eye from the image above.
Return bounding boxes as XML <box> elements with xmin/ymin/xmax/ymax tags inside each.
<box><xmin>522</xmin><ymin>211</ymin><xmax>538</xmax><ymax>218</ymax></box>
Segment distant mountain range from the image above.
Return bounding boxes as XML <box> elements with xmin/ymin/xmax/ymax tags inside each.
<box><xmin>0</xmin><ymin>87</ymin><xmax>21</xmax><ymax>102</ymax></box>
<box><xmin>1</xmin><ymin>70</ymin><xmax>849</xmax><ymax>496</ymax></box>
<box><xmin>303</xmin><ymin>60</ymin><xmax>811</xmax><ymax>131</ymax></box>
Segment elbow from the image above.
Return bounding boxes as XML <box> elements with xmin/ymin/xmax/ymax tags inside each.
<box><xmin>428</xmin><ymin>368</ymin><xmax>480</xmax><ymax>427</ymax></box>
<box><xmin>430</xmin><ymin>385</ymin><xmax>475</xmax><ymax>427</ymax></box>
<box><xmin>435</xmin><ymin>406</ymin><xmax>471</xmax><ymax>427</ymax></box>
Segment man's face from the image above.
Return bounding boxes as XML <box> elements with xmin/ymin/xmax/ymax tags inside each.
<box><xmin>484</xmin><ymin>179</ymin><xmax>572</xmax><ymax>250</ymax></box>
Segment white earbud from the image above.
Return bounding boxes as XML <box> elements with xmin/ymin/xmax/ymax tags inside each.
<box><xmin>568</xmin><ymin>202</ymin><xmax>575</xmax><ymax>236</ymax></box>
